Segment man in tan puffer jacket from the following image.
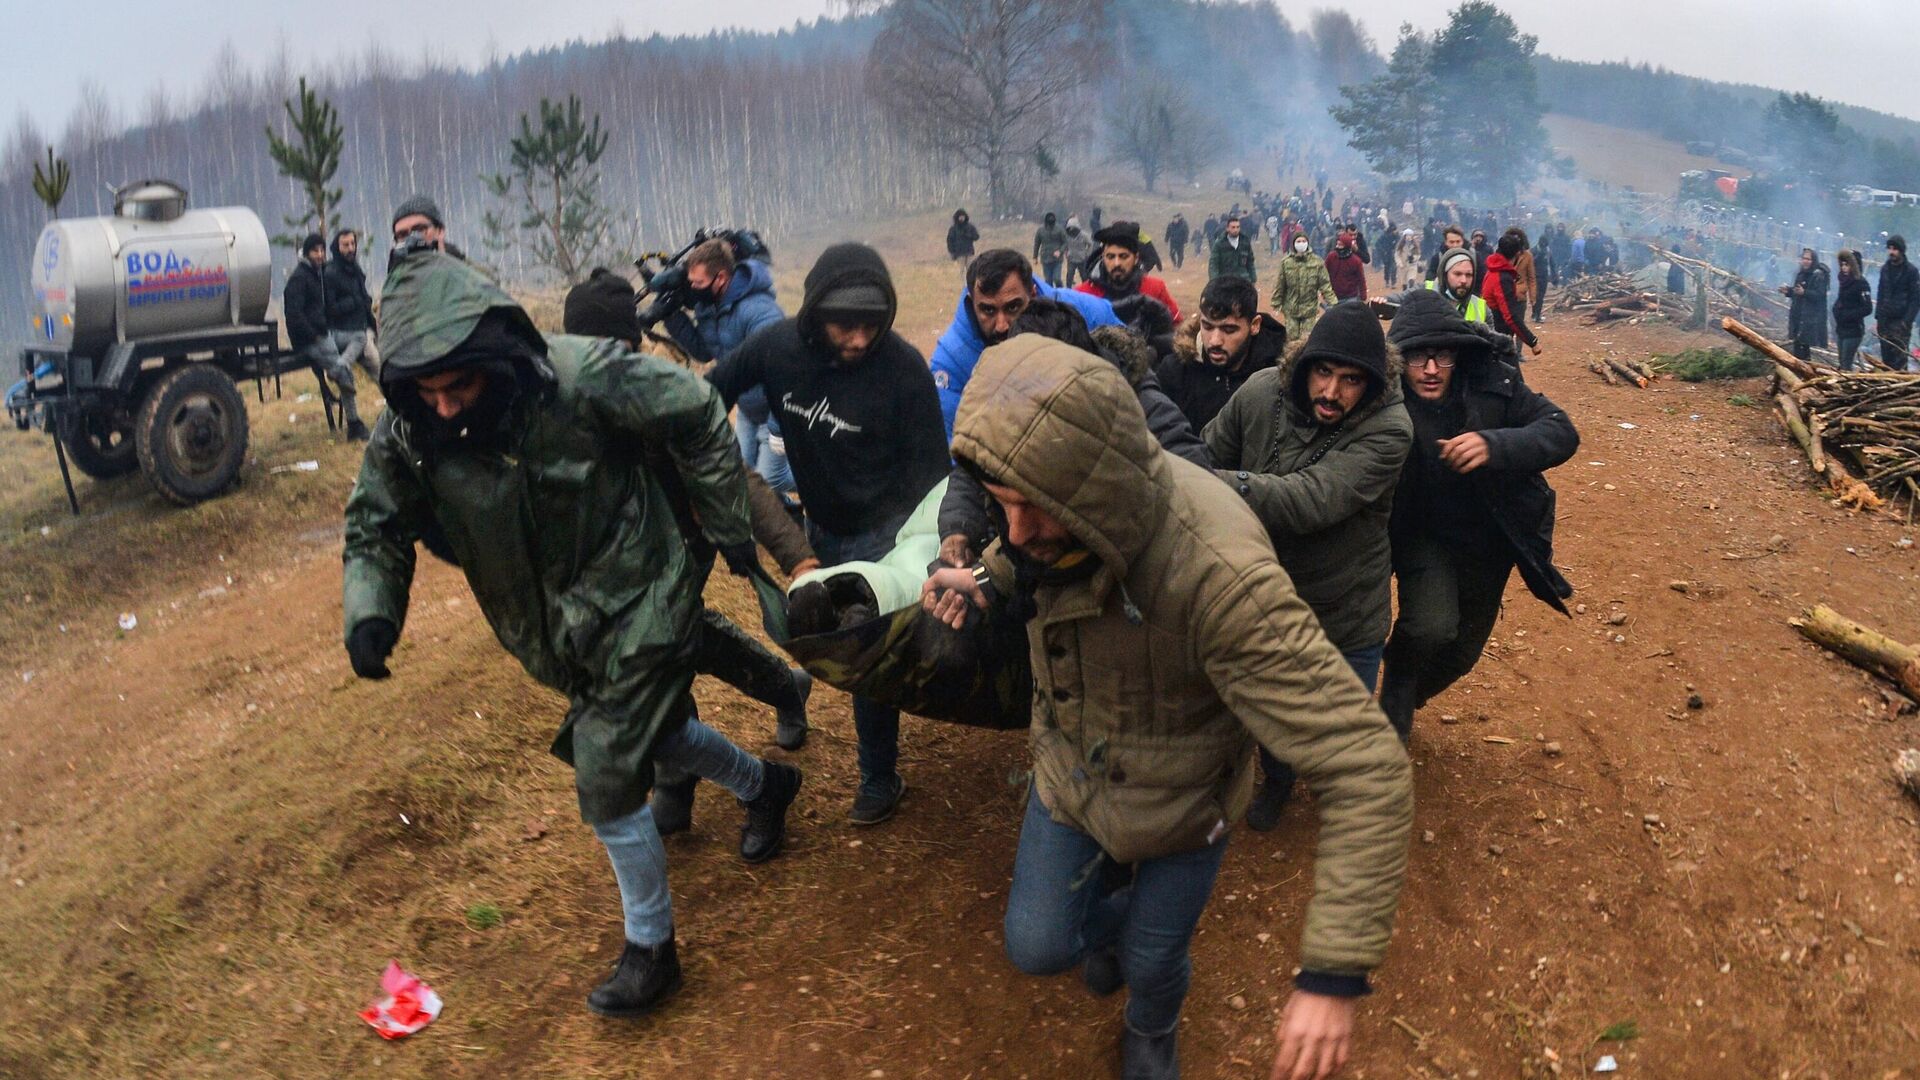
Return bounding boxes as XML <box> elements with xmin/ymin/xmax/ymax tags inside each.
<box><xmin>923</xmin><ymin>335</ymin><xmax>1413</xmax><ymax>1079</ymax></box>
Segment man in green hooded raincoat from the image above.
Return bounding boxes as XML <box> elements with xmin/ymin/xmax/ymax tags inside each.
<box><xmin>341</xmin><ymin>251</ymin><xmax>803</xmax><ymax>1019</ymax></box>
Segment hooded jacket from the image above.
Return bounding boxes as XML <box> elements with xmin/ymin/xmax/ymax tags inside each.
<box><xmin>1324</xmin><ymin>246</ymin><xmax>1368</xmax><ymax>302</ymax></box>
<box><xmin>936</xmin><ymin>326</ymin><xmax>1210</xmax><ymax>549</ymax></box>
<box><xmin>947</xmin><ymin>211</ymin><xmax>980</xmax><ymax>259</ymax></box>
<box><xmin>709</xmin><ymin>243</ymin><xmax>949</xmax><ymax>537</ymax></box>
<box><xmin>1387</xmin><ymin>290</ymin><xmax>1577</xmax><ymax>612</ymax></box>
<box><xmin>1479</xmin><ymin>251</ymin><xmax>1538</xmax><ymax>349</ymax></box>
<box><xmin>930</xmin><ymin>279</ymin><xmax>1121</xmax><ymax>439</ymax></box>
<box><xmin>1155</xmin><ymin>311</ymin><xmax>1287</xmax><ymax>432</ymax></box>
<box><xmin>1833</xmin><ymin>263</ymin><xmax>1874</xmax><ymax>337</ymax></box>
<box><xmin>342</xmin><ymin>253</ymin><xmax>752</xmax><ymax>826</ymax></box>
<box><xmin>283</xmin><ymin>259</ymin><xmax>329</xmax><ymax>350</ymax></box>
<box><xmin>1202</xmin><ymin>336</ymin><xmax>1412</xmax><ymax>653</ymax></box>
<box><xmin>323</xmin><ymin>237</ymin><xmax>375</xmax><ymax>333</ymax></box>
<box><xmin>666</xmin><ymin>258</ymin><xmax>785</xmax><ymax>423</ymax></box>
<box><xmin>1032</xmin><ymin>219</ymin><xmax>1069</xmax><ymax>265</ymax></box>
<box><xmin>952</xmin><ymin>336</ymin><xmax>1411</xmax><ymax>980</ymax></box>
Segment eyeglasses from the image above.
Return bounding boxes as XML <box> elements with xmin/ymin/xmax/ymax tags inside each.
<box><xmin>1407</xmin><ymin>351</ymin><xmax>1456</xmax><ymax>370</ymax></box>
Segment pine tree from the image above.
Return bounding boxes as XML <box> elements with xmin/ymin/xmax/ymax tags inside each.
<box><xmin>482</xmin><ymin>94</ymin><xmax>612</xmax><ymax>284</ymax></box>
<box><xmin>1428</xmin><ymin>2</ymin><xmax>1551</xmax><ymax>203</ymax></box>
<box><xmin>32</xmin><ymin>147</ymin><xmax>70</xmax><ymax>219</ymax></box>
<box><xmin>264</xmin><ymin>77</ymin><xmax>346</xmax><ymax>244</ymax></box>
<box><xmin>1329</xmin><ymin>25</ymin><xmax>1440</xmax><ymax>186</ymax></box>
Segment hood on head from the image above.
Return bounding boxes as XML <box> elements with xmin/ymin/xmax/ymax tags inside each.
<box><xmin>1283</xmin><ymin>300</ymin><xmax>1395</xmax><ymax>417</ymax></box>
<box><xmin>953</xmin><ymin>209</ymin><xmax>970</xmax><ymax>223</ymax></box>
<box><xmin>950</xmin><ymin>336</ymin><xmax>1166</xmax><ymax>574</ymax></box>
<box><xmin>376</xmin><ymin>252</ymin><xmax>553</xmax><ymax>434</ymax></box>
<box><xmin>799</xmin><ymin>242</ymin><xmax>898</xmax><ymax>348</ymax></box>
<box><xmin>1388</xmin><ymin>289</ymin><xmax>1493</xmax><ymax>365</ymax></box>
<box><xmin>329</xmin><ymin>233</ymin><xmax>358</xmax><ymax>263</ymax></box>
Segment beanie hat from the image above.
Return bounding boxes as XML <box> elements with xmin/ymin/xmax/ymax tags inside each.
<box><xmin>391</xmin><ymin>194</ymin><xmax>445</xmax><ymax>229</ymax></box>
<box><xmin>1297</xmin><ymin>300</ymin><xmax>1388</xmax><ymax>388</ymax></box>
<box><xmin>1890</xmin><ymin>235</ymin><xmax>1908</xmax><ymax>255</ymax></box>
<box><xmin>1439</xmin><ymin>247</ymin><xmax>1475</xmax><ymax>278</ymax></box>
<box><xmin>1093</xmin><ymin>221</ymin><xmax>1140</xmax><ymax>252</ymax></box>
<box><xmin>813</xmin><ymin>282</ymin><xmax>892</xmax><ymax>318</ymax></box>
<box><xmin>301</xmin><ymin>231</ymin><xmax>326</xmax><ymax>255</ymax></box>
<box><xmin>562</xmin><ymin>268</ymin><xmax>641</xmax><ymax>343</ymax></box>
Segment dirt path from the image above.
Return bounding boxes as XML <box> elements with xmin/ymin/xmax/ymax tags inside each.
<box><xmin>4</xmin><ymin>257</ymin><xmax>1919</xmax><ymax>1079</ymax></box>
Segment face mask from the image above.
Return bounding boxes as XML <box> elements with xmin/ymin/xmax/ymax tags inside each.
<box><xmin>1293</xmin><ymin>240</ymin><xmax>1309</xmax><ymax>254</ymax></box>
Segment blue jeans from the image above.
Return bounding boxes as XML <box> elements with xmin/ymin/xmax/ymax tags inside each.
<box><xmin>1258</xmin><ymin>643</ymin><xmax>1384</xmax><ymax>797</ymax></box>
<box><xmin>807</xmin><ymin>517</ymin><xmax>907</xmax><ymax>785</ymax></box>
<box><xmin>733</xmin><ymin>411</ymin><xmax>795</xmax><ymax>496</ymax></box>
<box><xmin>593</xmin><ymin>717</ymin><xmax>765</xmax><ymax>945</ymax></box>
<box><xmin>1004</xmin><ymin>792</ymin><xmax>1229</xmax><ymax>1036</ymax></box>
<box><xmin>1837</xmin><ymin>334</ymin><xmax>1864</xmax><ymax>371</ymax></box>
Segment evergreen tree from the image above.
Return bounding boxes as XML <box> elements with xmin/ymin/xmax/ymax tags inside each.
<box><xmin>482</xmin><ymin>94</ymin><xmax>613</xmax><ymax>284</ymax></box>
<box><xmin>264</xmin><ymin>77</ymin><xmax>345</xmax><ymax>244</ymax></box>
<box><xmin>31</xmin><ymin>147</ymin><xmax>70</xmax><ymax>219</ymax></box>
<box><xmin>1329</xmin><ymin>25</ymin><xmax>1440</xmax><ymax>185</ymax></box>
<box><xmin>1764</xmin><ymin>92</ymin><xmax>1843</xmax><ymax>183</ymax></box>
<box><xmin>1428</xmin><ymin>2</ymin><xmax>1551</xmax><ymax>203</ymax></box>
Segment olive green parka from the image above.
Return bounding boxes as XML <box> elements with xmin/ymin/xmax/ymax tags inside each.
<box><xmin>953</xmin><ymin>336</ymin><xmax>1412</xmax><ymax>979</ymax></box>
<box><xmin>342</xmin><ymin>253</ymin><xmax>751</xmax><ymax>825</ymax></box>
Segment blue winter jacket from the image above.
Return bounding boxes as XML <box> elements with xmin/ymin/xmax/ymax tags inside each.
<box><xmin>671</xmin><ymin>259</ymin><xmax>785</xmax><ymax>422</ymax></box>
<box><xmin>930</xmin><ymin>281</ymin><xmax>1122</xmax><ymax>439</ymax></box>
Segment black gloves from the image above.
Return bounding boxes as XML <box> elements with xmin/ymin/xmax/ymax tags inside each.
<box><xmin>347</xmin><ymin>618</ymin><xmax>399</xmax><ymax>679</ymax></box>
<box><xmin>719</xmin><ymin>541</ymin><xmax>762</xmax><ymax>578</ymax></box>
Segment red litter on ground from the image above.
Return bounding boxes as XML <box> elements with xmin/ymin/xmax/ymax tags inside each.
<box><xmin>359</xmin><ymin>961</ymin><xmax>442</xmax><ymax>1039</ymax></box>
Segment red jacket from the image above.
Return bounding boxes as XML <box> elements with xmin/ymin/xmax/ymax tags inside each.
<box><xmin>1076</xmin><ymin>274</ymin><xmax>1181</xmax><ymax>322</ymax></box>
<box><xmin>1480</xmin><ymin>252</ymin><xmax>1539</xmax><ymax>348</ymax></box>
<box><xmin>1324</xmin><ymin>249</ymin><xmax>1368</xmax><ymax>302</ymax></box>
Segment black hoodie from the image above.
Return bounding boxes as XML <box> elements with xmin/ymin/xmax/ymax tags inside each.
<box><xmin>324</xmin><ymin>236</ymin><xmax>375</xmax><ymax>332</ymax></box>
<box><xmin>708</xmin><ymin>243</ymin><xmax>950</xmax><ymax>536</ymax></box>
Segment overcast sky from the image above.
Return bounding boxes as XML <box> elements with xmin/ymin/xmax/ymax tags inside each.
<box><xmin>2</xmin><ymin>0</ymin><xmax>1912</xmax><ymax>140</ymax></box>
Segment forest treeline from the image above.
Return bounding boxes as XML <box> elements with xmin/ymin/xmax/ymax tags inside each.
<box><xmin>3</xmin><ymin>1</ymin><xmax>1917</xmax><ymax>331</ymax></box>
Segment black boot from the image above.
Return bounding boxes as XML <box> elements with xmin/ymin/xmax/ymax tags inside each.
<box><xmin>650</xmin><ymin>775</ymin><xmax>699</xmax><ymax>837</ymax></box>
<box><xmin>1082</xmin><ymin>943</ymin><xmax>1122</xmax><ymax>997</ymax></box>
<box><xmin>586</xmin><ymin>937</ymin><xmax>682</xmax><ymax>1018</ymax></box>
<box><xmin>345</xmin><ymin>418</ymin><xmax>370</xmax><ymax>442</ymax></box>
<box><xmin>1121</xmin><ymin>1024</ymin><xmax>1178</xmax><ymax>1080</ymax></box>
<box><xmin>739</xmin><ymin>760</ymin><xmax>802</xmax><ymax>864</ymax></box>
<box><xmin>776</xmin><ymin>669</ymin><xmax>812</xmax><ymax>751</ymax></box>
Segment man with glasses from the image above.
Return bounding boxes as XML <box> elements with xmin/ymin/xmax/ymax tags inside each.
<box><xmin>1379</xmin><ymin>291</ymin><xmax>1579</xmax><ymax>740</ymax></box>
<box><xmin>389</xmin><ymin>195</ymin><xmax>466</xmax><ymax>265</ymax></box>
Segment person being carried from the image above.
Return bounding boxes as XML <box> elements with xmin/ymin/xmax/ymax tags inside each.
<box><xmin>923</xmin><ymin>336</ymin><xmax>1412</xmax><ymax>1080</ymax></box>
<box><xmin>1379</xmin><ymin>289</ymin><xmax>1578</xmax><ymax>739</ymax></box>
<box><xmin>343</xmin><ymin>251</ymin><xmax>802</xmax><ymax>1020</ymax></box>
<box><xmin>1202</xmin><ymin>300</ymin><xmax>1411</xmax><ymax>831</ymax></box>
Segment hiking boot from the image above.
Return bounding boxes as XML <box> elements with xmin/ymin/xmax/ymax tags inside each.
<box><xmin>345</xmin><ymin>419</ymin><xmax>371</xmax><ymax>442</ymax></box>
<box><xmin>849</xmin><ymin>774</ymin><xmax>906</xmax><ymax>826</ymax></box>
<box><xmin>739</xmin><ymin>760</ymin><xmax>802</xmax><ymax>864</ymax></box>
<box><xmin>775</xmin><ymin>669</ymin><xmax>812</xmax><ymax>751</ymax></box>
<box><xmin>1082</xmin><ymin>943</ymin><xmax>1123</xmax><ymax>997</ymax></box>
<box><xmin>1121</xmin><ymin>1025</ymin><xmax>1179</xmax><ymax>1080</ymax></box>
<box><xmin>586</xmin><ymin>937</ymin><xmax>682</xmax><ymax>1018</ymax></box>
<box><xmin>650</xmin><ymin>775</ymin><xmax>699</xmax><ymax>837</ymax></box>
<box><xmin>1244</xmin><ymin>778</ymin><xmax>1293</xmax><ymax>833</ymax></box>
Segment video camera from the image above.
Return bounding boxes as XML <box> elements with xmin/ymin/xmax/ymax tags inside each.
<box><xmin>633</xmin><ymin>227</ymin><xmax>772</xmax><ymax>329</ymax></box>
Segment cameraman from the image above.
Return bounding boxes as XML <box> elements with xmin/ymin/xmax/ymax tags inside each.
<box><xmin>663</xmin><ymin>239</ymin><xmax>793</xmax><ymax>499</ymax></box>
<box><xmin>388</xmin><ymin>195</ymin><xmax>466</xmax><ymax>267</ymax></box>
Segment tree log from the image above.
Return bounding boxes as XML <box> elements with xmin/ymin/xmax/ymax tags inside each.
<box><xmin>1588</xmin><ymin>360</ymin><xmax>1620</xmax><ymax>386</ymax></box>
<box><xmin>1790</xmin><ymin>604</ymin><xmax>1920</xmax><ymax>700</ymax></box>
<box><xmin>1724</xmin><ymin>317</ymin><xmax>1822</xmax><ymax>380</ymax></box>
<box><xmin>1777</xmin><ymin>392</ymin><xmax>1825</xmax><ymax>473</ymax></box>
<box><xmin>1606</xmin><ymin>358</ymin><xmax>1648</xmax><ymax>387</ymax></box>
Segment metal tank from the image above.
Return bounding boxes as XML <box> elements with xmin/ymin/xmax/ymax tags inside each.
<box><xmin>28</xmin><ymin>180</ymin><xmax>272</xmax><ymax>356</ymax></box>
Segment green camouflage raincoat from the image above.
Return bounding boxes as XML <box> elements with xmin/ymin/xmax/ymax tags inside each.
<box><xmin>342</xmin><ymin>253</ymin><xmax>751</xmax><ymax>825</ymax></box>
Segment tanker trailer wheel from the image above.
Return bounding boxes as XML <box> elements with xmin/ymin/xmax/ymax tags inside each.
<box><xmin>57</xmin><ymin>405</ymin><xmax>141</xmax><ymax>479</ymax></box>
<box><xmin>134</xmin><ymin>364</ymin><xmax>251</xmax><ymax>505</ymax></box>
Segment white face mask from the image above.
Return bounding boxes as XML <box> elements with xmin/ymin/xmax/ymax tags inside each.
<box><xmin>1293</xmin><ymin>240</ymin><xmax>1309</xmax><ymax>254</ymax></box>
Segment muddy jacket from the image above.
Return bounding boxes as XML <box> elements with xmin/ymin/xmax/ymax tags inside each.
<box><xmin>1272</xmin><ymin>251</ymin><xmax>1335</xmax><ymax>331</ymax></box>
<box><xmin>952</xmin><ymin>336</ymin><xmax>1412</xmax><ymax>980</ymax></box>
<box><xmin>1202</xmin><ymin>340</ymin><xmax>1411</xmax><ymax>653</ymax></box>
<box><xmin>343</xmin><ymin>253</ymin><xmax>751</xmax><ymax>826</ymax></box>
<box><xmin>1155</xmin><ymin>312</ymin><xmax>1287</xmax><ymax>433</ymax></box>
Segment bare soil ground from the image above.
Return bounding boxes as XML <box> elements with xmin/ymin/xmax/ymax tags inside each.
<box><xmin>3</xmin><ymin>200</ymin><xmax>1918</xmax><ymax>1080</ymax></box>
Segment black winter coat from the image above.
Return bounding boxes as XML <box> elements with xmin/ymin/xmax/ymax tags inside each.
<box><xmin>283</xmin><ymin>261</ymin><xmax>328</xmax><ymax>350</ymax></box>
<box><xmin>1833</xmin><ymin>273</ymin><xmax>1874</xmax><ymax>336</ymax></box>
<box><xmin>947</xmin><ymin>219</ymin><xmax>980</xmax><ymax>259</ymax></box>
<box><xmin>1878</xmin><ymin>257</ymin><xmax>1920</xmax><ymax>324</ymax></box>
<box><xmin>1153</xmin><ymin>312</ymin><xmax>1287</xmax><ymax>433</ymax></box>
<box><xmin>1388</xmin><ymin>302</ymin><xmax>1578</xmax><ymax>614</ymax></box>
<box><xmin>324</xmin><ymin>248</ymin><xmax>375</xmax><ymax>333</ymax></box>
<box><xmin>1788</xmin><ymin>261</ymin><xmax>1830</xmax><ymax>348</ymax></box>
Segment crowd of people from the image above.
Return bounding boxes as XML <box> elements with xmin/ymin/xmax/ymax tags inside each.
<box><xmin>327</xmin><ymin>185</ymin><xmax>1584</xmax><ymax>1079</ymax></box>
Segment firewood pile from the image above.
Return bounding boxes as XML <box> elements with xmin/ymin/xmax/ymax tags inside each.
<box><xmin>1723</xmin><ymin>318</ymin><xmax>1920</xmax><ymax>509</ymax></box>
<box><xmin>1586</xmin><ymin>357</ymin><xmax>1658</xmax><ymax>387</ymax></box>
<box><xmin>1553</xmin><ymin>273</ymin><xmax>1663</xmax><ymax>324</ymax></box>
